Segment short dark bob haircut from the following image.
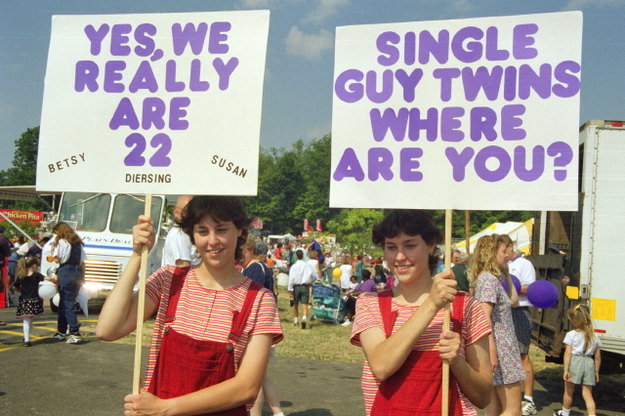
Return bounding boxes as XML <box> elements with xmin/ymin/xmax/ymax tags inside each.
<box><xmin>372</xmin><ymin>210</ymin><xmax>442</xmax><ymax>275</ymax></box>
<box><xmin>177</xmin><ymin>196</ymin><xmax>252</xmax><ymax>263</ymax></box>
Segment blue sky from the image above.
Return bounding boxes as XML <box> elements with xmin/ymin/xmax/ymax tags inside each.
<box><xmin>1</xmin><ymin>0</ymin><xmax>624</xmax><ymax>171</ymax></box>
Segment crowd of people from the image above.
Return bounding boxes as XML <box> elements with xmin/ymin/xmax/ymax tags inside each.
<box><xmin>0</xmin><ymin>201</ymin><xmax>603</xmax><ymax>416</ymax></box>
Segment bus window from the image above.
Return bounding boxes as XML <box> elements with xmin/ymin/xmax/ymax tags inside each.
<box><xmin>110</xmin><ymin>194</ymin><xmax>162</xmax><ymax>234</ymax></box>
<box><xmin>59</xmin><ymin>192</ymin><xmax>110</xmax><ymax>231</ymax></box>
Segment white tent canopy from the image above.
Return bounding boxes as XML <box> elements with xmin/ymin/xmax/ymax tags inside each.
<box><xmin>453</xmin><ymin>219</ymin><xmax>534</xmax><ymax>255</ymax></box>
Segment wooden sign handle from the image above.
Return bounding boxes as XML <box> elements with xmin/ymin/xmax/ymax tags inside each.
<box><xmin>133</xmin><ymin>193</ymin><xmax>152</xmax><ymax>394</ymax></box>
<box><xmin>442</xmin><ymin>209</ymin><xmax>452</xmax><ymax>416</ymax></box>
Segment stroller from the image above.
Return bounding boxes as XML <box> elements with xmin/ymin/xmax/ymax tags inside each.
<box><xmin>311</xmin><ymin>283</ymin><xmax>344</xmax><ymax>324</ymax></box>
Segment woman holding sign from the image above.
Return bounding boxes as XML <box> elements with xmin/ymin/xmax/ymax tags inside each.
<box><xmin>97</xmin><ymin>196</ymin><xmax>283</xmax><ymax>416</ymax></box>
<box><xmin>351</xmin><ymin>210</ymin><xmax>492</xmax><ymax>415</ymax></box>
<box><xmin>469</xmin><ymin>234</ymin><xmax>525</xmax><ymax>416</ymax></box>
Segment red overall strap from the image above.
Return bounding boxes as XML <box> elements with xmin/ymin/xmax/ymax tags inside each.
<box><xmin>377</xmin><ymin>289</ymin><xmax>397</xmax><ymax>337</ymax></box>
<box><xmin>228</xmin><ymin>281</ymin><xmax>262</xmax><ymax>344</ymax></box>
<box><xmin>450</xmin><ymin>292</ymin><xmax>466</xmax><ymax>334</ymax></box>
<box><xmin>164</xmin><ymin>266</ymin><xmax>191</xmax><ymax>323</ymax></box>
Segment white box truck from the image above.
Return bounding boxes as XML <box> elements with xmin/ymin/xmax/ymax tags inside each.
<box><xmin>529</xmin><ymin>120</ymin><xmax>625</xmax><ymax>367</ymax></box>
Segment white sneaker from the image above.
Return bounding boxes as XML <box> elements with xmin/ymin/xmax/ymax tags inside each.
<box><xmin>52</xmin><ymin>331</ymin><xmax>66</xmax><ymax>341</ymax></box>
<box><xmin>341</xmin><ymin>320</ymin><xmax>352</xmax><ymax>327</ymax></box>
<box><xmin>66</xmin><ymin>334</ymin><xmax>82</xmax><ymax>344</ymax></box>
<box><xmin>522</xmin><ymin>400</ymin><xmax>537</xmax><ymax>416</ymax></box>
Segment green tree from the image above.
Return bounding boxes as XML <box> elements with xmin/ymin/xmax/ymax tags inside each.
<box><xmin>1</xmin><ymin>126</ymin><xmax>39</xmax><ymax>186</ymax></box>
<box><xmin>326</xmin><ymin>208</ymin><xmax>385</xmax><ymax>254</ymax></box>
<box><xmin>242</xmin><ymin>151</ymin><xmax>277</xmax><ymax>229</ymax></box>
<box><xmin>0</xmin><ymin>126</ymin><xmax>50</xmax><ymax>211</ymax></box>
<box><xmin>291</xmin><ymin>134</ymin><xmax>339</xmax><ymax>229</ymax></box>
<box><xmin>244</xmin><ymin>134</ymin><xmax>342</xmax><ymax>235</ymax></box>
<box><xmin>263</xmin><ymin>149</ymin><xmax>305</xmax><ymax>233</ymax></box>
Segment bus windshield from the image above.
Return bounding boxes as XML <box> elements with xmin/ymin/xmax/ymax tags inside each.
<box><xmin>58</xmin><ymin>192</ymin><xmax>110</xmax><ymax>232</ymax></box>
<box><xmin>110</xmin><ymin>194</ymin><xmax>162</xmax><ymax>234</ymax></box>
<box><xmin>58</xmin><ymin>192</ymin><xmax>163</xmax><ymax>234</ymax></box>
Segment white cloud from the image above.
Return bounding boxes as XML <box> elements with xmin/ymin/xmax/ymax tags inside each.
<box><xmin>563</xmin><ymin>0</ymin><xmax>625</xmax><ymax>10</ymax></box>
<box><xmin>449</xmin><ymin>0</ymin><xmax>474</xmax><ymax>13</ymax></box>
<box><xmin>237</xmin><ymin>0</ymin><xmax>273</xmax><ymax>9</ymax></box>
<box><xmin>285</xmin><ymin>25</ymin><xmax>333</xmax><ymax>61</ymax></box>
<box><xmin>423</xmin><ymin>0</ymin><xmax>474</xmax><ymax>13</ymax></box>
<box><xmin>237</xmin><ymin>0</ymin><xmax>305</xmax><ymax>10</ymax></box>
<box><xmin>302</xmin><ymin>0</ymin><xmax>349</xmax><ymax>25</ymax></box>
<box><xmin>305</xmin><ymin>122</ymin><xmax>331</xmax><ymax>141</ymax></box>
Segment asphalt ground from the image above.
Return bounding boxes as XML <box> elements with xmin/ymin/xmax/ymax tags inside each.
<box><xmin>0</xmin><ymin>307</ymin><xmax>623</xmax><ymax>416</ymax></box>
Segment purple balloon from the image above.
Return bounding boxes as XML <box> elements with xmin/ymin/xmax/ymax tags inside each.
<box><xmin>501</xmin><ymin>274</ymin><xmax>522</xmax><ymax>294</ymax></box>
<box><xmin>527</xmin><ymin>280</ymin><xmax>559</xmax><ymax>309</ymax></box>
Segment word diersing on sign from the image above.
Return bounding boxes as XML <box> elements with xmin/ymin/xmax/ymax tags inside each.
<box><xmin>73</xmin><ymin>21</ymin><xmax>239</xmax><ymax>171</ymax></box>
<box><xmin>332</xmin><ymin>20</ymin><xmax>580</xmax><ymax>184</ymax></box>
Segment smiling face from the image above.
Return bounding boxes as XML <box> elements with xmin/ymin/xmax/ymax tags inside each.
<box><xmin>193</xmin><ymin>215</ymin><xmax>243</xmax><ymax>270</ymax></box>
<box><xmin>384</xmin><ymin>232</ymin><xmax>434</xmax><ymax>284</ymax></box>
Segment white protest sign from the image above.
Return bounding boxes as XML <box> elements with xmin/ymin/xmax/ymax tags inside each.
<box><xmin>37</xmin><ymin>10</ymin><xmax>269</xmax><ymax>195</ymax></box>
<box><xmin>330</xmin><ymin>12</ymin><xmax>582</xmax><ymax>210</ymax></box>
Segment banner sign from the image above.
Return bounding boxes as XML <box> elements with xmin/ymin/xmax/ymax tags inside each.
<box><xmin>0</xmin><ymin>209</ymin><xmax>44</xmax><ymax>224</ymax></box>
<box><xmin>37</xmin><ymin>10</ymin><xmax>270</xmax><ymax>195</ymax></box>
<box><xmin>330</xmin><ymin>12</ymin><xmax>582</xmax><ymax>210</ymax></box>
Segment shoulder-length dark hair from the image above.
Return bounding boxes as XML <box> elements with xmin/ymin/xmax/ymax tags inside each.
<box><xmin>372</xmin><ymin>210</ymin><xmax>442</xmax><ymax>274</ymax></box>
<box><xmin>178</xmin><ymin>196</ymin><xmax>251</xmax><ymax>262</ymax></box>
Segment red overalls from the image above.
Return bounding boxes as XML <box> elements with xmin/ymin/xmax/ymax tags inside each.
<box><xmin>148</xmin><ymin>267</ymin><xmax>261</xmax><ymax>416</ymax></box>
<box><xmin>371</xmin><ymin>291</ymin><xmax>467</xmax><ymax>416</ymax></box>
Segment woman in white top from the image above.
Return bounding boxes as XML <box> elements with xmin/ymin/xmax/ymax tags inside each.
<box><xmin>339</xmin><ymin>254</ymin><xmax>353</xmax><ymax>292</ymax></box>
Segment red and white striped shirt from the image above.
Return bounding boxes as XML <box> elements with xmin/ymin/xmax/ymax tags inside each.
<box><xmin>351</xmin><ymin>292</ymin><xmax>491</xmax><ymax>415</ymax></box>
<box><xmin>144</xmin><ymin>266</ymin><xmax>283</xmax><ymax>390</ymax></box>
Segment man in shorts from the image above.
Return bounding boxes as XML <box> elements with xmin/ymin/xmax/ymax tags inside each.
<box><xmin>508</xmin><ymin>245</ymin><xmax>538</xmax><ymax>415</ymax></box>
<box><xmin>287</xmin><ymin>249</ymin><xmax>315</xmax><ymax>329</ymax></box>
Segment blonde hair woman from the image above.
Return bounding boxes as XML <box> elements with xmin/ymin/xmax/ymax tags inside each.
<box><xmin>468</xmin><ymin>234</ymin><xmax>524</xmax><ymax>416</ymax></box>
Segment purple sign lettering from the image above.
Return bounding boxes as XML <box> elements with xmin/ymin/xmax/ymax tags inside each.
<box><xmin>368</xmin><ymin>148</ymin><xmax>394</xmax><ymax>180</ymax></box>
<box><xmin>333</xmin><ymin>148</ymin><xmax>365</xmax><ymax>181</ymax></box>
<box><xmin>72</xmin><ymin>18</ymin><xmax>245</xmax><ymax>173</ymax></box>
<box><xmin>443</xmin><ymin>142</ymin><xmax>573</xmax><ymax>182</ymax></box>
<box><xmin>109</xmin><ymin>97</ymin><xmax>190</xmax><ymax>130</ymax></box>
<box><xmin>374</xmin><ymin>23</ymin><xmax>537</xmax><ymax>67</ymax></box>
<box><xmin>124</xmin><ymin>132</ymin><xmax>172</xmax><ymax>167</ymax></box>
<box><xmin>546</xmin><ymin>141</ymin><xmax>574</xmax><ymax>181</ymax></box>
<box><xmin>171</xmin><ymin>22</ymin><xmax>231</xmax><ymax>56</ymax></box>
<box><xmin>399</xmin><ymin>148</ymin><xmax>423</xmax><ymax>181</ymax></box>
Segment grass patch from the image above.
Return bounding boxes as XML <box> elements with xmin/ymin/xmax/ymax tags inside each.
<box><xmin>273</xmin><ymin>286</ymin><xmax>364</xmax><ymax>363</ymax></box>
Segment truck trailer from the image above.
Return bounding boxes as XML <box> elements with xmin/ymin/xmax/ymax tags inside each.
<box><xmin>529</xmin><ymin>120</ymin><xmax>625</xmax><ymax>368</ymax></box>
